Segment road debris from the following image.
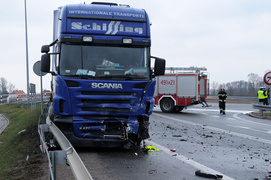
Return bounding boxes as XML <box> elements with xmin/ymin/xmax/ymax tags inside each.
<box><xmin>149</xmin><ymin>169</ymin><xmax>157</xmax><ymax>174</ymax></box>
<box><xmin>172</xmin><ymin>134</ymin><xmax>182</xmax><ymax>137</ymax></box>
<box><xmin>195</xmin><ymin>170</ymin><xmax>223</xmax><ymax>179</ymax></box>
<box><xmin>17</xmin><ymin>129</ymin><xmax>26</xmax><ymax>134</ymax></box>
<box><xmin>26</xmin><ymin>154</ymin><xmax>29</xmax><ymax>161</ymax></box>
<box><xmin>143</xmin><ymin>145</ymin><xmax>159</xmax><ymax>152</ymax></box>
<box><xmin>202</xmin><ymin>134</ymin><xmax>213</xmax><ymax>138</ymax></box>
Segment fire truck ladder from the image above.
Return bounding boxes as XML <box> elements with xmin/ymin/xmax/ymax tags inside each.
<box><xmin>166</xmin><ymin>67</ymin><xmax>207</xmax><ymax>74</ymax></box>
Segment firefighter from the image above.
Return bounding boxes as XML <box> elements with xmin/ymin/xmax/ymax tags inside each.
<box><xmin>218</xmin><ymin>87</ymin><xmax>227</xmax><ymax>115</ymax></box>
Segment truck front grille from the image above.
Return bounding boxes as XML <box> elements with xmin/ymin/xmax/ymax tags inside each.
<box><xmin>81</xmin><ymin>91</ymin><xmax>131</xmax><ymax>96</ymax></box>
<box><xmin>82</xmin><ymin>99</ymin><xmax>131</xmax><ymax>105</ymax></box>
<box><xmin>82</xmin><ymin>107</ymin><xmax>131</xmax><ymax>113</ymax></box>
<box><xmin>77</xmin><ymin>91</ymin><xmax>137</xmax><ymax>114</ymax></box>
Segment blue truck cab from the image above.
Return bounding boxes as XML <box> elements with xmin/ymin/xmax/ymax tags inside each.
<box><xmin>40</xmin><ymin>2</ymin><xmax>165</xmax><ymax>148</ymax></box>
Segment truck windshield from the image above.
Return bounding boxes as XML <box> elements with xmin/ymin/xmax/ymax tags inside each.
<box><xmin>59</xmin><ymin>44</ymin><xmax>150</xmax><ymax>80</ymax></box>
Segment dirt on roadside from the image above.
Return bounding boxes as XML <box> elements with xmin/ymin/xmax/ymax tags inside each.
<box><xmin>1</xmin><ymin>125</ymin><xmax>48</xmax><ymax>180</ymax></box>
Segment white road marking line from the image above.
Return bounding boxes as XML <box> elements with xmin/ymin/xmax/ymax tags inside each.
<box><xmin>153</xmin><ymin>113</ymin><xmax>271</xmax><ymax>145</ymax></box>
<box><xmin>146</xmin><ymin>140</ymin><xmax>235</xmax><ymax>180</ymax></box>
<box><xmin>234</xmin><ymin>125</ymin><xmax>250</xmax><ymax>129</ymax></box>
<box><xmin>232</xmin><ymin>113</ymin><xmax>271</xmax><ymax>127</ymax></box>
<box><xmin>227</xmin><ymin>124</ymin><xmax>268</xmax><ymax>134</ymax></box>
<box><xmin>187</xmin><ymin>108</ymin><xmax>253</xmax><ymax>114</ymax></box>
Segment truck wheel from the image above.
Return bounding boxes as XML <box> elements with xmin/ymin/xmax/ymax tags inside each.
<box><xmin>160</xmin><ymin>98</ymin><xmax>175</xmax><ymax>113</ymax></box>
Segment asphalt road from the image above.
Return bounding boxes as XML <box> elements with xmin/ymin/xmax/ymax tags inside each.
<box><xmin>64</xmin><ymin>103</ymin><xmax>270</xmax><ymax>180</ymax></box>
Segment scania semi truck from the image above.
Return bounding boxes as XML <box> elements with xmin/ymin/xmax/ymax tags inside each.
<box><xmin>40</xmin><ymin>2</ymin><xmax>165</xmax><ymax>148</ymax></box>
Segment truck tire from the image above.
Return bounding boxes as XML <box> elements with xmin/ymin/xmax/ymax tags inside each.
<box><xmin>160</xmin><ymin>98</ymin><xmax>175</xmax><ymax>113</ymax></box>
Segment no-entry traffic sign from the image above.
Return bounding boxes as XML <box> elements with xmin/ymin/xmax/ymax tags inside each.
<box><xmin>264</xmin><ymin>71</ymin><xmax>271</xmax><ymax>85</ymax></box>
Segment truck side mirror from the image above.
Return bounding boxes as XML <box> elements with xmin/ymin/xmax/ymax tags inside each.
<box><xmin>41</xmin><ymin>54</ymin><xmax>51</xmax><ymax>73</ymax></box>
<box><xmin>154</xmin><ymin>58</ymin><xmax>166</xmax><ymax>76</ymax></box>
<box><xmin>41</xmin><ymin>45</ymin><xmax>50</xmax><ymax>53</ymax></box>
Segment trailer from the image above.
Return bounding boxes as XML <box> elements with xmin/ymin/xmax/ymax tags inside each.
<box><xmin>154</xmin><ymin>67</ymin><xmax>208</xmax><ymax>113</ymax></box>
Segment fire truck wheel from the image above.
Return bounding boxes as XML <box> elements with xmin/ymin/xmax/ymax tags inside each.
<box><xmin>160</xmin><ymin>98</ymin><xmax>175</xmax><ymax>113</ymax></box>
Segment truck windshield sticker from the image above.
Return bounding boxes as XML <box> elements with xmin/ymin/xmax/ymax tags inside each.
<box><xmin>68</xmin><ymin>19</ymin><xmax>144</xmax><ymax>36</ymax></box>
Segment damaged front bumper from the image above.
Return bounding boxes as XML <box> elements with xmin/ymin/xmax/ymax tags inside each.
<box><xmin>53</xmin><ymin>115</ymin><xmax>149</xmax><ymax>148</ymax></box>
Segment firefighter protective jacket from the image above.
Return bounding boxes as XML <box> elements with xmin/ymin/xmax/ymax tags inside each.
<box><xmin>218</xmin><ymin>90</ymin><xmax>227</xmax><ymax>102</ymax></box>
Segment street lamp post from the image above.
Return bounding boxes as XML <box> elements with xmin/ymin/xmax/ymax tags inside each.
<box><xmin>24</xmin><ymin>0</ymin><xmax>30</xmax><ymax>109</ymax></box>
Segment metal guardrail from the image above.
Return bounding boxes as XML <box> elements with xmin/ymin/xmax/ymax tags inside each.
<box><xmin>39</xmin><ymin>116</ymin><xmax>93</xmax><ymax>180</ymax></box>
<box><xmin>207</xmin><ymin>96</ymin><xmax>258</xmax><ymax>101</ymax></box>
<box><xmin>252</xmin><ymin>103</ymin><xmax>271</xmax><ymax>115</ymax></box>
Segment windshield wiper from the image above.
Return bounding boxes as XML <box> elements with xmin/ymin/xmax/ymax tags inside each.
<box><xmin>96</xmin><ymin>75</ymin><xmax>132</xmax><ymax>80</ymax></box>
<box><xmin>64</xmin><ymin>75</ymin><xmax>96</xmax><ymax>79</ymax></box>
<box><xmin>97</xmin><ymin>75</ymin><xmax>146</xmax><ymax>80</ymax></box>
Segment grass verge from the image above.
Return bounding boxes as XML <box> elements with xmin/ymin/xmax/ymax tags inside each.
<box><xmin>0</xmin><ymin>104</ymin><xmax>46</xmax><ymax>180</ymax></box>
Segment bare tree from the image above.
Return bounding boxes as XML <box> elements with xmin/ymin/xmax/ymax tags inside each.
<box><xmin>248</xmin><ymin>73</ymin><xmax>261</xmax><ymax>83</ymax></box>
<box><xmin>0</xmin><ymin>77</ymin><xmax>8</xmax><ymax>94</ymax></box>
<box><xmin>8</xmin><ymin>83</ymin><xmax>15</xmax><ymax>93</ymax></box>
<box><xmin>210</xmin><ymin>73</ymin><xmax>263</xmax><ymax>97</ymax></box>
<box><xmin>247</xmin><ymin>73</ymin><xmax>264</xmax><ymax>95</ymax></box>
<box><xmin>211</xmin><ymin>81</ymin><xmax>219</xmax><ymax>95</ymax></box>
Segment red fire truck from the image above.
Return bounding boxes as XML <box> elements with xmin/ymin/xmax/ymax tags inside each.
<box><xmin>154</xmin><ymin>67</ymin><xmax>208</xmax><ymax>113</ymax></box>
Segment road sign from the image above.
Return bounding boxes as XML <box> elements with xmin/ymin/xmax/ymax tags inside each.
<box><xmin>263</xmin><ymin>71</ymin><xmax>271</xmax><ymax>85</ymax></box>
<box><xmin>33</xmin><ymin>61</ymin><xmax>47</xmax><ymax>76</ymax></box>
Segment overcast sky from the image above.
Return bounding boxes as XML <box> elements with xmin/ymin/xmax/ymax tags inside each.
<box><xmin>1</xmin><ymin>0</ymin><xmax>271</xmax><ymax>93</ymax></box>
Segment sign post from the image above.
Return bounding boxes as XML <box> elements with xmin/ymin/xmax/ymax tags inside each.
<box><xmin>263</xmin><ymin>72</ymin><xmax>271</xmax><ymax>106</ymax></box>
<box><xmin>33</xmin><ymin>61</ymin><xmax>47</xmax><ymax>115</ymax></box>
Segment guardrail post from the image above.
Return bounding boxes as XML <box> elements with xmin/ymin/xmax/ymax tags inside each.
<box><xmin>49</xmin><ymin>150</ymin><xmax>67</xmax><ymax>180</ymax></box>
<box><xmin>39</xmin><ymin>123</ymin><xmax>68</xmax><ymax>180</ymax></box>
<box><xmin>39</xmin><ymin>124</ymin><xmax>49</xmax><ymax>153</ymax></box>
<box><xmin>50</xmin><ymin>151</ymin><xmax>56</xmax><ymax>180</ymax></box>
<box><xmin>259</xmin><ymin>109</ymin><xmax>263</xmax><ymax>116</ymax></box>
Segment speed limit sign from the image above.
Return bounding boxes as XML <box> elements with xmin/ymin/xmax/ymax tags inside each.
<box><xmin>264</xmin><ymin>71</ymin><xmax>271</xmax><ymax>85</ymax></box>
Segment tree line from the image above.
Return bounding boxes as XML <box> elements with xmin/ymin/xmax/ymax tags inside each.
<box><xmin>0</xmin><ymin>77</ymin><xmax>15</xmax><ymax>94</ymax></box>
<box><xmin>210</xmin><ymin>73</ymin><xmax>265</xmax><ymax>96</ymax></box>
<box><xmin>0</xmin><ymin>73</ymin><xmax>266</xmax><ymax>96</ymax></box>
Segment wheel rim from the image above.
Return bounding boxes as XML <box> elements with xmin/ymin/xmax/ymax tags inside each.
<box><xmin>163</xmin><ymin>102</ymin><xmax>171</xmax><ymax>110</ymax></box>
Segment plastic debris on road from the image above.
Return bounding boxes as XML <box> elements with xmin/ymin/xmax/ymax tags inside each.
<box><xmin>143</xmin><ymin>146</ymin><xmax>159</xmax><ymax>152</ymax></box>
